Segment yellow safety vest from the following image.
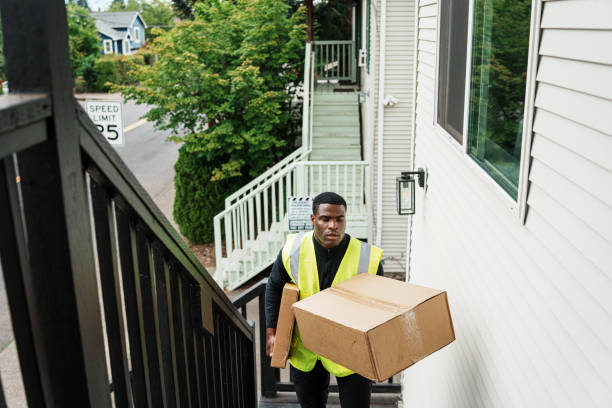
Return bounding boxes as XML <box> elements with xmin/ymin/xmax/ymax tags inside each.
<box><xmin>282</xmin><ymin>231</ymin><xmax>383</xmax><ymax>377</ymax></box>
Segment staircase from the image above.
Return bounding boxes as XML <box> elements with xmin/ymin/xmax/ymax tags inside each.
<box><xmin>310</xmin><ymin>91</ymin><xmax>361</xmax><ymax>161</ymax></box>
<box><xmin>214</xmin><ymin>41</ymin><xmax>369</xmax><ymax>291</ymax></box>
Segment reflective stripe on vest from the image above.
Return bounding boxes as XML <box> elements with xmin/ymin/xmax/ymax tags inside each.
<box><xmin>282</xmin><ymin>231</ymin><xmax>383</xmax><ymax>377</ymax></box>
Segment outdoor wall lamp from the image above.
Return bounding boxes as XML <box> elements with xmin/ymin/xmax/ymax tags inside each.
<box><xmin>396</xmin><ymin>168</ymin><xmax>425</xmax><ymax>215</ymax></box>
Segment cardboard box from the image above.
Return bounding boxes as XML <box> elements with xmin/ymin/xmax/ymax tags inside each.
<box><xmin>292</xmin><ymin>274</ymin><xmax>455</xmax><ymax>381</ymax></box>
<box><xmin>271</xmin><ymin>283</ymin><xmax>300</xmax><ymax>368</ymax></box>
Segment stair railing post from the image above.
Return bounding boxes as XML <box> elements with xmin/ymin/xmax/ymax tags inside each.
<box><xmin>213</xmin><ymin>215</ymin><xmax>224</xmax><ymax>287</ymax></box>
<box><xmin>0</xmin><ymin>0</ymin><xmax>110</xmax><ymax>405</ymax></box>
<box><xmin>259</xmin><ymin>290</ymin><xmax>278</xmax><ymax>397</ymax></box>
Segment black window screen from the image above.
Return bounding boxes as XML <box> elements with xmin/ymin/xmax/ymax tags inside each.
<box><xmin>437</xmin><ymin>0</ymin><xmax>469</xmax><ymax>143</ymax></box>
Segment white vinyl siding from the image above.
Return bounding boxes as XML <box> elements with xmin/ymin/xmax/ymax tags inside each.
<box><xmin>367</xmin><ymin>0</ymin><xmax>415</xmax><ymax>275</ymax></box>
<box><xmin>404</xmin><ymin>0</ymin><xmax>612</xmax><ymax>407</ymax></box>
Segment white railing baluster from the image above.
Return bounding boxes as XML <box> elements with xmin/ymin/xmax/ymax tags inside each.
<box><xmin>335</xmin><ymin>164</ymin><xmax>340</xmax><ymax>193</ymax></box>
<box><xmin>351</xmin><ymin>164</ymin><xmax>356</xmax><ymax>207</ymax></box>
<box><xmin>241</xmin><ymin>202</ymin><xmax>248</xmax><ymax>248</ymax></box>
<box><xmin>264</xmin><ymin>187</ymin><xmax>269</xmax><ymax>231</ymax></box>
<box><xmin>278</xmin><ymin>178</ymin><xmax>284</xmax><ymax>222</ymax></box>
<box><xmin>248</xmin><ymin>197</ymin><xmax>254</xmax><ymax>241</ymax></box>
<box><xmin>255</xmin><ymin>192</ymin><xmax>262</xmax><ymax>235</ymax></box>
<box><xmin>232</xmin><ymin>208</ymin><xmax>238</xmax><ymax>251</ymax></box>
<box><xmin>271</xmin><ymin>181</ymin><xmax>277</xmax><ymax>223</ymax></box>
<box><xmin>343</xmin><ymin>165</ymin><xmax>348</xmax><ymax>204</ymax></box>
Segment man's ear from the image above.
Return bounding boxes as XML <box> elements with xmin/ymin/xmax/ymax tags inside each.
<box><xmin>310</xmin><ymin>213</ymin><xmax>315</xmax><ymax>225</ymax></box>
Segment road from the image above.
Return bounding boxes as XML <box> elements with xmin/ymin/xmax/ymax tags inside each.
<box><xmin>0</xmin><ymin>97</ymin><xmax>181</xmax><ymax>404</ymax></box>
<box><xmin>112</xmin><ymin>99</ymin><xmax>181</xmax><ymax>227</ymax></box>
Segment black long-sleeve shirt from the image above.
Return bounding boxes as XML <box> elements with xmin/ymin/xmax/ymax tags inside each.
<box><xmin>265</xmin><ymin>234</ymin><xmax>384</xmax><ymax>328</ymax></box>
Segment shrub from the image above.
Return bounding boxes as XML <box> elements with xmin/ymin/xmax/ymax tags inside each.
<box><xmin>173</xmin><ymin>145</ymin><xmax>247</xmax><ymax>243</ymax></box>
<box><xmin>84</xmin><ymin>54</ymin><xmax>145</xmax><ymax>92</ymax></box>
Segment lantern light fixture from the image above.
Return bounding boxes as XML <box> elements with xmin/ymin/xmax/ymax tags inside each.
<box><xmin>396</xmin><ymin>168</ymin><xmax>425</xmax><ymax>215</ymax></box>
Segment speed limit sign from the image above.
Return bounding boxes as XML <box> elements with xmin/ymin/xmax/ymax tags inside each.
<box><xmin>85</xmin><ymin>100</ymin><xmax>124</xmax><ymax>145</ymax></box>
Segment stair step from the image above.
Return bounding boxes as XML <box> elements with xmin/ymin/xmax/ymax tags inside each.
<box><xmin>313</xmin><ymin>104</ymin><xmax>358</xmax><ymax>112</ymax></box>
<box><xmin>260</xmin><ymin>393</ymin><xmax>400</xmax><ymax>408</ymax></box>
<box><xmin>314</xmin><ymin>95</ymin><xmax>358</xmax><ymax>103</ymax></box>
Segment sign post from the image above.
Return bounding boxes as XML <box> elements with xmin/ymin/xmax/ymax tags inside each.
<box><xmin>287</xmin><ymin>197</ymin><xmax>313</xmax><ymax>231</ymax></box>
<box><xmin>85</xmin><ymin>100</ymin><xmax>124</xmax><ymax>145</ymax></box>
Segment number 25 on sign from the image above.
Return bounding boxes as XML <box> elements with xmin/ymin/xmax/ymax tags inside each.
<box><xmin>85</xmin><ymin>100</ymin><xmax>124</xmax><ymax>146</ymax></box>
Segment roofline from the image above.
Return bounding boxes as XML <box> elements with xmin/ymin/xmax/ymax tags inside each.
<box><xmin>130</xmin><ymin>12</ymin><xmax>148</xmax><ymax>29</ymax></box>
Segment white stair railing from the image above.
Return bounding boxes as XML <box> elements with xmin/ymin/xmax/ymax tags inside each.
<box><xmin>314</xmin><ymin>40</ymin><xmax>356</xmax><ymax>82</ymax></box>
<box><xmin>214</xmin><ymin>160</ymin><xmax>368</xmax><ymax>289</ymax></box>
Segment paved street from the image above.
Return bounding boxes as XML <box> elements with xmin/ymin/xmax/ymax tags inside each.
<box><xmin>0</xmin><ymin>95</ymin><xmax>181</xmax><ymax>405</ymax></box>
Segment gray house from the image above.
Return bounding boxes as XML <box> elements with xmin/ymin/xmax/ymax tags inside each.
<box><xmin>91</xmin><ymin>11</ymin><xmax>147</xmax><ymax>55</ymax></box>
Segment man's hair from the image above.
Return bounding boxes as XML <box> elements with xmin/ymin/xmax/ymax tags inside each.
<box><xmin>312</xmin><ymin>192</ymin><xmax>347</xmax><ymax>214</ymax></box>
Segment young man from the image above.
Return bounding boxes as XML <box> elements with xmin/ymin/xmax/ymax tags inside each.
<box><xmin>265</xmin><ymin>192</ymin><xmax>384</xmax><ymax>408</ymax></box>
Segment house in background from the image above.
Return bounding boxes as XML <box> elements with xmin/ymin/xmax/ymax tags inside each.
<box><xmin>91</xmin><ymin>11</ymin><xmax>147</xmax><ymax>55</ymax></box>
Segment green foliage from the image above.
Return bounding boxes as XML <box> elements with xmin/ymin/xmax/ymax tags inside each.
<box><xmin>84</xmin><ymin>54</ymin><xmax>143</xmax><ymax>92</ymax></box>
<box><xmin>141</xmin><ymin>0</ymin><xmax>176</xmax><ymax>27</ymax></box>
<box><xmin>314</xmin><ymin>0</ymin><xmax>352</xmax><ymax>40</ymax></box>
<box><xmin>119</xmin><ymin>0</ymin><xmax>306</xmax><ymax>242</ymax></box>
<box><xmin>171</xmin><ymin>0</ymin><xmax>196</xmax><ymax>19</ymax></box>
<box><xmin>66</xmin><ymin>4</ymin><xmax>100</xmax><ymax>77</ymax></box>
<box><xmin>108</xmin><ymin>0</ymin><xmax>129</xmax><ymax>11</ymax></box>
<box><xmin>67</xmin><ymin>0</ymin><xmax>90</xmax><ymax>8</ymax></box>
<box><xmin>173</xmin><ymin>145</ymin><xmax>247</xmax><ymax>243</ymax></box>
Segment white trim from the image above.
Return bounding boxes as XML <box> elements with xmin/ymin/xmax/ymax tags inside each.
<box><xmin>462</xmin><ymin>0</ymin><xmax>476</xmax><ymax>153</ymax></box>
<box><xmin>375</xmin><ymin>0</ymin><xmax>388</xmax><ymax>247</ymax></box>
<box><xmin>122</xmin><ymin>39</ymin><xmax>130</xmax><ymax>55</ymax></box>
<box><xmin>134</xmin><ymin>26</ymin><xmax>140</xmax><ymax>43</ymax></box>
<box><xmin>432</xmin><ymin>0</ymin><xmax>442</xmax><ymax>128</ymax></box>
<box><xmin>103</xmin><ymin>39</ymin><xmax>113</xmax><ymax>54</ymax></box>
<box><xmin>128</xmin><ymin>13</ymin><xmax>148</xmax><ymax>29</ymax></box>
<box><xmin>517</xmin><ymin>0</ymin><xmax>543</xmax><ymax>223</ymax></box>
<box><xmin>407</xmin><ymin>0</ymin><xmax>422</xmax><ymax>282</ymax></box>
<box><xmin>430</xmin><ymin>0</ymin><xmax>536</xmax><ymax>219</ymax></box>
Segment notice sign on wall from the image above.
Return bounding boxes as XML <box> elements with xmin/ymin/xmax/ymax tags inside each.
<box><xmin>85</xmin><ymin>100</ymin><xmax>124</xmax><ymax>145</ymax></box>
<box><xmin>287</xmin><ymin>197</ymin><xmax>314</xmax><ymax>231</ymax></box>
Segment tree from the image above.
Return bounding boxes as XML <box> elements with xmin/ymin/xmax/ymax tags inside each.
<box><xmin>108</xmin><ymin>0</ymin><xmax>127</xmax><ymax>11</ymax></box>
<box><xmin>141</xmin><ymin>0</ymin><xmax>176</xmax><ymax>27</ymax></box>
<box><xmin>66</xmin><ymin>4</ymin><xmax>100</xmax><ymax>77</ymax></box>
<box><xmin>171</xmin><ymin>0</ymin><xmax>196</xmax><ymax>19</ymax></box>
<box><xmin>67</xmin><ymin>0</ymin><xmax>90</xmax><ymax>9</ymax></box>
<box><xmin>118</xmin><ymin>0</ymin><xmax>306</xmax><ymax>242</ymax></box>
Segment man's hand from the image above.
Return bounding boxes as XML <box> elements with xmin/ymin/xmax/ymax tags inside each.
<box><xmin>266</xmin><ymin>328</ymin><xmax>276</xmax><ymax>358</ymax></box>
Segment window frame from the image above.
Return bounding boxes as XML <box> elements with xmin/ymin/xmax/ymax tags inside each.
<box><xmin>134</xmin><ymin>26</ymin><xmax>140</xmax><ymax>43</ymax></box>
<box><xmin>432</xmin><ymin>0</ymin><xmax>542</xmax><ymax>221</ymax></box>
<box><xmin>103</xmin><ymin>39</ymin><xmax>113</xmax><ymax>55</ymax></box>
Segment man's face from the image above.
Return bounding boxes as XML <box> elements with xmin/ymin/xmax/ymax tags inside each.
<box><xmin>311</xmin><ymin>203</ymin><xmax>346</xmax><ymax>248</ymax></box>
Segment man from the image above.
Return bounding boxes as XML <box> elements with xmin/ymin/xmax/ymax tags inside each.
<box><xmin>265</xmin><ymin>192</ymin><xmax>384</xmax><ymax>408</ymax></box>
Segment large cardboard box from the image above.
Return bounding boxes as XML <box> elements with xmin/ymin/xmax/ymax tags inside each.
<box><xmin>271</xmin><ymin>283</ymin><xmax>299</xmax><ymax>368</ymax></box>
<box><xmin>292</xmin><ymin>274</ymin><xmax>455</xmax><ymax>381</ymax></box>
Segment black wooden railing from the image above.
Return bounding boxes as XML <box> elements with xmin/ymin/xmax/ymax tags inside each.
<box><xmin>232</xmin><ymin>279</ymin><xmax>402</xmax><ymax>398</ymax></box>
<box><xmin>0</xmin><ymin>1</ymin><xmax>256</xmax><ymax>406</ymax></box>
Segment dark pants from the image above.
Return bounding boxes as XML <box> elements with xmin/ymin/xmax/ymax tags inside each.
<box><xmin>290</xmin><ymin>361</ymin><xmax>372</xmax><ymax>408</ymax></box>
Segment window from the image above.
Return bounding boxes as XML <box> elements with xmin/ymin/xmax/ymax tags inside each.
<box><xmin>134</xmin><ymin>27</ymin><xmax>140</xmax><ymax>42</ymax></box>
<box><xmin>103</xmin><ymin>39</ymin><xmax>113</xmax><ymax>54</ymax></box>
<box><xmin>436</xmin><ymin>0</ymin><xmax>532</xmax><ymax>199</ymax></box>
<box><xmin>466</xmin><ymin>0</ymin><xmax>531</xmax><ymax>199</ymax></box>
<box><xmin>437</xmin><ymin>0</ymin><xmax>469</xmax><ymax>143</ymax></box>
